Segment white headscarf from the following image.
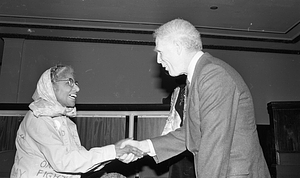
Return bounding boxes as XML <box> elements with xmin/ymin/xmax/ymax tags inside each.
<box><xmin>29</xmin><ymin>68</ymin><xmax>77</xmax><ymax>118</ymax></box>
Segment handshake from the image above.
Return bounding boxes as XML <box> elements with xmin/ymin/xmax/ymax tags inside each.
<box><xmin>114</xmin><ymin>138</ymin><xmax>150</xmax><ymax>163</ymax></box>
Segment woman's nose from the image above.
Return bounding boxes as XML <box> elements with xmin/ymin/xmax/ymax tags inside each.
<box><xmin>74</xmin><ymin>84</ymin><xmax>80</xmax><ymax>92</ymax></box>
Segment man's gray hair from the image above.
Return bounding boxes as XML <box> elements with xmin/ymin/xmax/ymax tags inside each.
<box><xmin>153</xmin><ymin>18</ymin><xmax>202</xmax><ymax>51</ymax></box>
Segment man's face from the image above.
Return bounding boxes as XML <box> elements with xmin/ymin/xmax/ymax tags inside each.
<box><xmin>155</xmin><ymin>39</ymin><xmax>183</xmax><ymax>77</ymax></box>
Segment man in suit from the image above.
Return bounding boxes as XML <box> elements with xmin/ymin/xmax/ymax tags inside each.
<box><xmin>120</xmin><ymin>18</ymin><xmax>271</xmax><ymax>178</ymax></box>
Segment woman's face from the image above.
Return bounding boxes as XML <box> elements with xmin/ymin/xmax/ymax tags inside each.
<box><xmin>52</xmin><ymin>73</ymin><xmax>80</xmax><ymax>107</ymax></box>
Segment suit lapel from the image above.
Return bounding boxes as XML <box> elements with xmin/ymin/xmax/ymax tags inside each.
<box><xmin>185</xmin><ymin>53</ymin><xmax>211</xmax><ymax>152</ymax></box>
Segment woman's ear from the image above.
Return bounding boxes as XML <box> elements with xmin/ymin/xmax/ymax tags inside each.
<box><xmin>52</xmin><ymin>83</ymin><xmax>58</xmax><ymax>92</ymax></box>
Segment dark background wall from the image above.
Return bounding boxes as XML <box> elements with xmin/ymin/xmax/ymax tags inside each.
<box><xmin>0</xmin><ymin>35</ymin><xmax>299</xmax><ymax>124</ymax></box>
<box><xmin>0</xmin><ymin>38</ymin><xmax>180</xmax><ymax>104</ymax></box>
<box><xmin>0</xmin><ymin>0</ymin><xmax>299</xmax><ymax>125</ymax></box>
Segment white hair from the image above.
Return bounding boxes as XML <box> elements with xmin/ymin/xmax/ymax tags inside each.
<box><xmin>153</xmin><ymin>18</ymin><xmax>202</xmax><ymax>51</ymax></box>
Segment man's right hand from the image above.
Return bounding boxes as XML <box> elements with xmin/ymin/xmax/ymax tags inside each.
<box><xmin>115</xmin><ymin>139</ymin><xmax>144</xmax><ymax>163</ymax></box>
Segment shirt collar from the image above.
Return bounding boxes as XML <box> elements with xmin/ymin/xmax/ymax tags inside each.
<box><xmin>187</xmin><ymin>51</ymin><xmax>204</xmax><ymax>84</ymax></box>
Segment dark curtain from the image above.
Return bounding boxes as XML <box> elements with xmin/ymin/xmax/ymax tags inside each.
<box><xmin>0</xmin><ymin>115</ymin><xmax>167</xmax><ymax>150</ymax></box>
<box><xmin>134</xmin><ymin>117</ymin><xmax>170</xmax><ymax>177</ymax></box>
<box><xmin>0</xmin><ymin>114</ymin><xmax>170</xmax><ymax>177</ymax></box>
<box><xmin>0</xmin><ymin>116</ymin><xmax>126</xmax><ymax>151</ymax></box>
<box><xmin>136</xmin><ymin>117</ymin><xmax>166</xmax><ymax>140</ymax></box>
<box><xmin>73</xmin><ymin>117</ymin><xmax>126</xmax><ymax>149</ymax></box>
<box><xmin>73</xmin><ymin>116</ymin><xmax>134</xmax><ymax>178</ymax></box>
<box><xmin>0</xmin><ymin>116</ymin><xmax>23</xmax><ymax>151</ymax></box>
<box><xmin>136</xmin><ymin>116</ymin><xmax>196</xmax><ymax>178</ymax></box>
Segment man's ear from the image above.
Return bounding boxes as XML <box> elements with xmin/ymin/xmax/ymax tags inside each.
<box><xmin>174</xmin><ymin>40</ymin><xmax>183</xmax><ymax>55</ymax></box>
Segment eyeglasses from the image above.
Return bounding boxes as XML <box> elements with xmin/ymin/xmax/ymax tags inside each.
<box><xmin>56</xmin><ymin>78</ymin><xmax>79</xmax><ymax>87</ymax></box>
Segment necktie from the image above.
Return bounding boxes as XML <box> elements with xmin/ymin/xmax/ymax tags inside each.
<box><xmin>175</xmin><ymin>85</ymin><xmax>186</xmax><ymax>126</ymax></box>
<box><xmin>182</xmin><ymin>80</ymin><xmax>190</xmax><ymax>125</ymax></box>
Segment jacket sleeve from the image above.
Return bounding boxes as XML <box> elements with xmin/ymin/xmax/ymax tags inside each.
<box><xmin>150</xmin><ymin>121</ymin><xmax>186</xmax><ymax>163</ymax></box>
<box><xmin>196</xmin><ymin>64</ymin><xmax>239</xmax><ymax>177</ymax></box>
<box><xmin>26</xmin><ymin>114</ymin><xmax>116</xmax><ymax>173</ymax></box>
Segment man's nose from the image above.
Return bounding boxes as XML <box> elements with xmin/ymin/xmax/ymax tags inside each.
<box><xmin>156</xmin><ymin>54</ymin><xmax>162</xmax><ymax>63</ymax></box>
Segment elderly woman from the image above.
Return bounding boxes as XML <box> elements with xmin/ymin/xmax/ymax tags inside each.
<box><xmin>10</xmin><ymin>64</ymin><xmax>141</xmax><ymax>178</ymax></box>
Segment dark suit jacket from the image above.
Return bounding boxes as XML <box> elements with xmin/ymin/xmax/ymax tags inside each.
<box><xmin>151</xmin><ymin>53</ymin><xmax>270</xmax><ymax>178</ymax></box>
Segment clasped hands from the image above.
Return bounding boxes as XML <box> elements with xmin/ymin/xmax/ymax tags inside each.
<box><xmin>115</xmin><ymin>138</ymin><xmax>149</xmax><ymax>163</ymax></box>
